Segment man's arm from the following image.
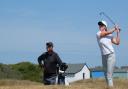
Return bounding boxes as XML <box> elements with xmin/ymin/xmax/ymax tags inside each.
<box><xmin>55</xmin><ymin>53</ymin><xmax>62</xmax><ymax>66</ymax></box>
<box><xmin>100</xmin><ymin>28</ymin><xmax>116</xmax><ymax>38</ymax></box>
<box><xmin>111</xmin><ymin>28</ymin><xmax>120</xmax><ymax>45</ymax></box>
<box><xmin>38</xmin><ymin>54</ymin><xmax>45</xmax><ymax>68</ymax></box>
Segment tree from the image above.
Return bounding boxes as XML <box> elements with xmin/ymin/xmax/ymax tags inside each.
<box><xmin>11</xmin><ymin>62</ymin><xmax>43</xmax><ymax>82</ymax></box>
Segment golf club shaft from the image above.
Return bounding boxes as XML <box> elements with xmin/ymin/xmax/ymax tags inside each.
<box><xmin>100</xmin><ymin>12</ymin><xmax>121</xmax><ymax>31</ymax></box>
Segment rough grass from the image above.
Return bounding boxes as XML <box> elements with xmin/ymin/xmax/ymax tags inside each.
<box><xmin>0</xmin><ymin>79</ymin><xmax>127</xmax><ymax>89</ymax></box>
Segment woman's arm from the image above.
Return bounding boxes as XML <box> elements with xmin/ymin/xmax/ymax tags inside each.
<box><xmin>100</xmin><ymin>28</ymin><xmax>115</xmax><ymax>38</ymax></box>
<box><xmin>111</xmin><ymin>27</ymin><xmax>120</xmax><ymax>45</ymax></box>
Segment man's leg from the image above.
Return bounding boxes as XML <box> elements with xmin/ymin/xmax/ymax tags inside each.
<box><xmin>43</xmin><ymin>74</ymin><xmax>51</xmax><ymax>85</ymax></box>
<box><xmin>46</xmin><ymin>75</ymin><xmax>57</xmax><ymax>85</ymax></box>
<box><xmin>107</xmin><ymin>53</ymin><xmax>116</xmax><ymax>87</ymax></box>
<box><xmin>43</xmin><ymin>77</ymin><xmax>50</xmax><ymax>85</ymax></box>
<box><xmin>43</xmin><ymin>74</ymin><xmax>57</xmax><ymax>85</ymax></box>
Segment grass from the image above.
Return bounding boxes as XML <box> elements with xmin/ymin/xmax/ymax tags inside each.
<box><xmin>0</xmin><ymin>78</ymin><xmax>127</xmax><ymax>89</ymax></box>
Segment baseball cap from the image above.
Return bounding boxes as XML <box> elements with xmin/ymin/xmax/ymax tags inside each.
<box><xmin>46</xmin><ymin>42</ymin><xmax>53</xmax><ymax>47</ymax></box>
<box><xmin>98</xmin><ymin>20</ymin><xmax>107</xmax><ymax>27</ymax></box>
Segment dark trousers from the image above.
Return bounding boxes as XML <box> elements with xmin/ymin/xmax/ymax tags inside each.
<box><xmin>43</xmin><ymin>73</ymin><xmax>57</xmax><ymax>85</ymax></box>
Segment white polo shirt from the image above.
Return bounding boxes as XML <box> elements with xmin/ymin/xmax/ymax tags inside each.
<box><xmin>96</xmin><ymin>31</ymin><xmax>114</xmax><ymax>55</ymax></box>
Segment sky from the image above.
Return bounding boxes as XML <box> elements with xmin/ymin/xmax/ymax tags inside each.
<box><xmin>0</xmin><ymin>0</ymin><xmax>128</xmax><ymax>67</ymax></box>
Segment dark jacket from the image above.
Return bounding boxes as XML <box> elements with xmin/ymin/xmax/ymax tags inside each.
<box><xmin>38</xmin><ymin>51</ymin><xmax>62</xmax><ymax>75</ymax></box>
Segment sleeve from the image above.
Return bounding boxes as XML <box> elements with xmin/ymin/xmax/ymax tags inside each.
<box><xmin>107</xmin><ymin>31</ymin><xmax>113</xmax><ymax>39</ymax></box>
<box><xmin>108</xmin><ymin>28</ymin><xmax>115</xmax><ymax>38</ymax></box>
<box><xmin>96</xmin><ymin>31</ymin><xmax>101</xmax><ymax>38</ymax></box>
<box><xmin>37</xmin><ymin>53</ymin><xmax>45</xmax><ymax>67</ymax></box>
<box><xmin>110</xmin><ymin>34</ymin><xmax>113</xmax><ymax>39</ymax></box>
<box><xmin>55</xmin><ymin>53</ymin><xmax>62</xmax><ymax>66</ymax></box>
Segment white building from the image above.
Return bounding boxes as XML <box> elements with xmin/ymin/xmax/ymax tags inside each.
<box><xmin>65</xmin><ymin>63</ymin><xmax>90</xmax><ymax>83</ymax></box>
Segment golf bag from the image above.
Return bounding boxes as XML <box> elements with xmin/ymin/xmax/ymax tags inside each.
<box><xmin>56</xmin><ymin>62</ymin><xmax>69</xmax><ymax>85</ymax></box>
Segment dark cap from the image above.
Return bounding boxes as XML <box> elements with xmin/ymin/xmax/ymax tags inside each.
<box><xmin>46</xmin><ymin>42</ymin><xmax>53</xmax><ymax>47</ymax></box>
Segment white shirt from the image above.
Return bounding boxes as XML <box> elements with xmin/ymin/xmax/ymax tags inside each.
<box><xmin>96</xmin><ymin>31</ymin><xmax>114</xmax><ymax>55</ymax></box>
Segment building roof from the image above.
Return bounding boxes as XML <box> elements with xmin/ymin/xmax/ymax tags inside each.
<box><xmin>121</xmin><ymin>66</ymin><xmax>128</xmax><ymax>69</ymax></box>
<box><xmin>114</xmin><ymin>69</ymin><xmax>128</xmax><ymax>73</ymax></box>
<box><xmin>91</xmin><ymin>69</ymin><xmax>128</xmax><ymax>73</ymax></box>
<box><xmin>65</xmin><ymin>63</ymin><xmax>89</xmax><ymax>74</ymax></box>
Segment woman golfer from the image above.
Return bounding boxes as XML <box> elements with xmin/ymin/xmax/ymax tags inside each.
<box><xmin>96</xmin><ymin>20</ymin><xmax>120</xmax><ymax>87</ymax></box>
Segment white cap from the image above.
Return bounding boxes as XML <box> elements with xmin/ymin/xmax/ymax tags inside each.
<box><xmin>98</xmin><ymin>20</ymin><xmax>108</xmax><ymax>27</ymax></box>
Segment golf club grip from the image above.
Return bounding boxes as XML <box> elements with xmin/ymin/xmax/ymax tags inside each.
<box><xmin>114</xmin><ymin>25</ymin><xmax>121</xmax><ymax>31</ymax></box>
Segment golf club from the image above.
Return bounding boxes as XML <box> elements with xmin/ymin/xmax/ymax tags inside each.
<box><xmin>99</xmin><ymin>12</ymin><xmax>121</xmax><ymax>31</ymax></box>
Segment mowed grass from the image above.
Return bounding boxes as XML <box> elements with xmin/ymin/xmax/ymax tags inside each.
<box><xmin>0</xmin><ymin>79</ymin><xmax>127</xmax><ymax>89</ymax></box>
